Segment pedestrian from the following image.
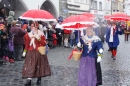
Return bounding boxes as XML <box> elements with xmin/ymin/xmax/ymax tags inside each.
<box><xmin>105</xmin><ymin>21</ymin><xmax>111</xmax><ymax>51</ymax></box>
<box><xmin>124</xmin><ymin>25</ymin><xmax>130</xmax><ymax>41</ymax></box>
<box><xmin>77</xmin><ymin>27</ymin><xmax>103</xmax><ymax>86</ymax></box>
<box><xmin>10</xmin><ymin>20</ymin><xmax>26</xmax><ymax>61</ymax></box>
<box><xmin>69</xmin><ymin>30</ymin><xmax>75</xmax><ymax>48</ymax></box>
<box><xmin>0</xmin><ymin>17</ymin><xmax>4</xmax><ymax>59</ymax></box>
<box><xmin>7</xmin><ymin>11</ymin><xmax>15</xmax><ymax>35</ymax></box>
<box><xmin>8</xmin><ymin>33</ymin><xmax>15</xmax><ymax>63</ymax></box>
<box><xmin>55</xmin><ymin>21</ymin><xmax>62</xmax><ymax>46</ymax></box>
<box><xmin>22</xmin><ymin>22</ymin><xmax>51</xmax><ymax>86</ymax></box>
<box><xmin>106</xmin><ymin>21</ymin><xmax>122</xmax><ymax>60</ymax></box>
<box><xmin>64</xmin><ymin>29</ymin><xmax>71</xmax><ymax>47</ymax></box>
<box><xmin>0</xmin><ymin>7</ymin><xmax>6</xmax><ymax>21</ymax></box>
<box><xmin>1</xmin><ymin>27</ymin><xmax>9</xmax><ymax>64</ymax></box>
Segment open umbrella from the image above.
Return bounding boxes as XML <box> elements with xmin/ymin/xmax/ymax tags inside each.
<box><xmin>104</xmin><ymin>15</ymin><xmax>111</xmax><ymax>20</ymax></box>
<box><xmin>62</xmin><ymin>15</ymin><xmax>95</xmax><ymax>60</ymax></box>
<box><xmin>110</xmin><ymin>12</ymin><xmax>129</xmax><ymax>21</ymax></box>
<box><xmin>82</xmin><ymin>12</ymin><xmax>95</xmax><ymax>20</ymax></box>
<box><xmin>19</xmin><ymin>9</ymin><xmax>56</xmax><ymax>21</ymax></box>
<box><xmin>61</xmin><ymin>15</ymin><xmax>95</xmax><ymax>30</ymax></box>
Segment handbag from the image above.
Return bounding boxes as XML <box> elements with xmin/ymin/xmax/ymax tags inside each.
<box><xmin>38</xmin><ymin>46</ymin><xmax>46</xmax><ymax>55</ymax></box>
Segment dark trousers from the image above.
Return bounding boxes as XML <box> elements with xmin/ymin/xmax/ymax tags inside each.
<box><xmin>125</xmin><ymin>33</ymin><xmax>129</xmax><ymax>41</ymax></box>
<box><xmin>8</xmin><ymin>51</ymin><xmax>14</xmax><ymax>59</ymax></box>
<box><xmin>2</xmin><ymin>49</ymin><xmax>8</xmax><ymax>56</ymax></box>
<box><xmin>14</xmin><ymin>44</ymin><xmax>23</xmax><ymax>60</ymax></box>
<box><xmin>7</xmin><ymin>24</ymin><xmax>11</xmax><ymax>36</ymax></box>
<box><xmin>57</xmin><ymin>35</ymin><xmax>62</xmax><ymax>46</ymax></box>
<box><xmin>110</xmin><ymin>47</ymin><xmax>117</xmax><ymax>51</ymax></box>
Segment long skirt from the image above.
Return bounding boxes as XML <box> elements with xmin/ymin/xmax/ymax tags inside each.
<box><xmin>78</xmin><ymin>56</ymin><xmax>102</xmax><ymax>86</ymax></box>
<box><xmin>22</xmin><ymin>49</ymin><xmax>51</xmax><ymax>78</ymax></box>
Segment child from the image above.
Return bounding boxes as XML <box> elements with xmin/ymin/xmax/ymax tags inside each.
<box><xmin>1</xmin><ymin>28</ymin><xmax>9</xmax><ymax>64</ymax></box>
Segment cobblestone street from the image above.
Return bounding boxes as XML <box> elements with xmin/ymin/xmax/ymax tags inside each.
<box><xmin>0</xmin><ymin>35</ymin><xmax>130</xmax><ymax>86</ymax></box>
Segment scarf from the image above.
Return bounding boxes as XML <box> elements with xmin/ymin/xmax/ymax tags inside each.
<box><xmin>82</xmin><ymin>35</ymin><xmax>100</xmax><ymax>52</ymax></box>
<box><xmin>28</xmin><ymin>30</ymin><xmax>44</xmax><ymax>49</ymax></box>
<box><xmin>109</xmin><ymin>26</ymin><xmax>116</xmax><ymax>42</ymax></box>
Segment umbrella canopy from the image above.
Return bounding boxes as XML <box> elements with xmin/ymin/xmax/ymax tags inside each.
<box><xmin>110</xmin><ymin>12</ymin><xmax>129</xmax><ymax>21</ymax></box>
<box><xmin>82</xmin><ymin>12</ymin><xmax>95</xmax><ymax>19</ymax></box>
<box><xmin>19</xmin><ymin>9</ymin><xmax>56</xmax><ymax>21</ymax></box>
<box><xmin>104</xmin><ymin>15</ymin><xmax>111</xmax><ymax>20</ymax></box>
<box><xmin>61</xmin><ymin>15</ymin><xmax>95</xmax><ymax>30</ymax></box>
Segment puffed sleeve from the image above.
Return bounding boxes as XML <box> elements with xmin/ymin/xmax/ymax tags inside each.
<box><xmin>24</xmin><ymin>34</ymin><xmax>30</xmax><ymax>52</ymax></box>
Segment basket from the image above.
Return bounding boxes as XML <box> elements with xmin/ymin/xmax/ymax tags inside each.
<box><xmin>38</xmin><ymin>46</ymin><xmax>46</xmax><ymax>55</ymax></box>
<box><xmin>72</xmin><ymin>51</ymin><xmax>82</xmax><ymax>61</ymax></box>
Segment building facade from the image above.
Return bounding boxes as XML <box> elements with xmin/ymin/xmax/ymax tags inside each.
<box><xmin>111</xmin><ymin>0</ymin><xmax>119</xmax><ymax>14</ymax></box>
<box><xmin>0</xmin><ymin>0</ymin><xmax>59</xmax><ymax>19</ymax></box>
<box><xmin>67</xmin><ymin>0</ymin><xmax>90</xmax><ymax>16</ymax></box>
<box><xmin>90</xmin><ymin>0</ymin><xmax>105</xmax><ymax>18</ymax></box>
<box><xmin>104</xmin><ymin>0</ymin><xmax>111</xmax><ymax>15</ymax></box>
<box><xmin>117</xmin><ymin>0</ymin><xmax>124</xmax><ymax>12</ymax></box>
<box><xmin>124</xmin><ymin>0</ymin><xmax>130</xmax><ymax>15</ymax></box>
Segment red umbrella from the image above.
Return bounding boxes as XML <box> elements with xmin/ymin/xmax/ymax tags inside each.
<box><xmin>61</xmin><ymin>15</ymin><xmax>95</xmax><ymax>30</ymax></box>
<box><xmin>82</xmin><ymin>12</ymin><xmax>95</xmax><ymax>20</ymax></box>
<box><xmin>19</xmin><ymin>9</ymin><xmax>56</xmax><ymax>21</ymax></box>
<box><xmin>110</xmin><ymin>12</ymin><xmax>129</xmax><ymax>21</ymax></box>
<box><xmin>104</xmin><ymin>15</ymin><xmax>111</xmax><ymax>20</ymax></box>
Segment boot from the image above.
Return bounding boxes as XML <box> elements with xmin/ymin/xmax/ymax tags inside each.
<box><xmin>36</xmin><ymin>77</ymin><xmax>41</xmax><ymax>85</ymax></box>
<box><xmin>9</xmin><ymin>58</ymin><xmax>14</xmax><ymax>63</ymax></box>
<box><xmin>111</xmin><ymin>50</ymin><xmax>114</xmax><ymax>58</ymax></box>
<box><xmin>25</xmin><ymin>79</ymin><xmax>31</xmax><ymax>86</ymax></box>
<box><xmin>113</xmin><ymin>50</ymin><xmax>117</xmax><ymax>60</ymax></box>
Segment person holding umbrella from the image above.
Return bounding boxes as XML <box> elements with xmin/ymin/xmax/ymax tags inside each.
<box><xmin>22</xmin><ymin>22</ymin><xmax>51</xmax><ymax>86</ymax></box>
<box><xmin>106</xmin><ymin>21</ymin><xmax>122</xmax><ymax>60</ymax></box>
<box><xmin>77</xmin><ymin>27</ymin><xmax>103</xmax><ymax>86</ymax></box>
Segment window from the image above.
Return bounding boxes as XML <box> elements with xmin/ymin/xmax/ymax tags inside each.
<box><xmin>74</xmin><ymin>0</ymin><xmax>79</xmax><ymax>2</ymax></box>
<box><xmin>74</xmin><ymin>0</ymin><xmax>87</xmax><ymax>3</ymax></box>
<box><xmin>86</xmin><ymin>0</ymin><xmax>88</xmax><ymax>3</ymax></box>
<box><xmin>99</xmin><ymin>2</ymin><xmax>102</xmax><ymax>10</ymax></box>
<box><xmin>81</xmin><ymin>0</ymin><xmax>84</xmax><ymax>3</ymax></box>
<box><xmin>93</xmin><ymin>1</ymin><xmax>97</xmax><ymax>9</ymax></box>
<box><xmin>67</xmin><ymin>0</ymin><xmax>71</xmax><ymax>2</ymax></box>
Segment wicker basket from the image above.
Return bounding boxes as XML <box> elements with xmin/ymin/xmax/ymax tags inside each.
<box><xmin>38</xmin><ymin>46</ymin><xmax>46</xmax><ymax>55</ymax></box>
<box><xmin>72</xmin><ymin>51</ymin><xmax>82</xmax><ymax>61</ymax></box>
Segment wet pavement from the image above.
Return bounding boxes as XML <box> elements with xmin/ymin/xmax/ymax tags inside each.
<box><xmin>0</xmin><ymin>35</ymin><xmax>130</xmax><ymax>86</ymax></box>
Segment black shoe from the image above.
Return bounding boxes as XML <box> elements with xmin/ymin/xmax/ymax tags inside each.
<box><xmin>113</xmin><ymin>57</ymin><xmax>116</xmax><ymax>60</ymax></box>
<box><xmin>25</xmin><ymin>79</ymin><xmax>31</xmax><ymax>86</ymax></box>
<box><xmin>108</xmin><ymin>49</ymin><xmax>111</xmax><ymax>51</ymax></box>
<box><xmin>36</xmin><ymin>77</ymin><xmax>41</xmax><ymax>85</ymax></box>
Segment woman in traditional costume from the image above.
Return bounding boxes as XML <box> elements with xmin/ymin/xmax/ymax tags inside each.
<box><xmin>77</xmin><ymin>27</ymin><xmax>103</xmax><ymax>86</ymax></box>
<box><xmin>22</xmin><ymin>22</ymin><xmax>51</xmax><ymax>86</ymax></box>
